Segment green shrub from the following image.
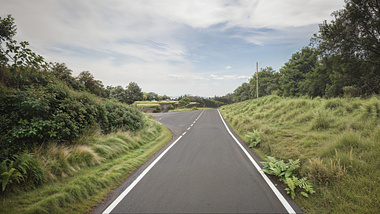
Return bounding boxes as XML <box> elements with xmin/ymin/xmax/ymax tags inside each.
<box><xmin>0</xmin><ymin>71</ymin><xmax>144</xmax><ymax>160</ymax></box>
<box><xmin>261</xmin><ymin>156</ymin><xmax>315</xmax><ymax>199</ymax></box>
<box><xmin>246</xmin><ymin>129</ymin><xmax>263</xmax><ymax>148</ymax></box>
<box><xmin>312</xmin><ymin>110</ymin><xmax>330</xmax><ymax>130</ymax></box>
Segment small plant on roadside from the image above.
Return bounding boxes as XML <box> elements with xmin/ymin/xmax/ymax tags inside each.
<box><xmin>0</xmin><ymin>159</ymin><xmax>24</xmax><ymax>192</ymax></box>
<box><xmin>284</xmin><ymin>176</ymin><xmax>315</xmax><ymax>199</ymax></box>
<box><xmin>261</xmin><ymin>156</ymin><xmax>315</xmax><ymax>199</ymax></box>
<box><xmin>246</xmin><ymin>129</ymin><xmax>263</xmax><ymax>148</ymax></box>
<box><xmin>0</xmin><ymin>153</ymin><xmax>45</xmax><ymax>192</ymax></box>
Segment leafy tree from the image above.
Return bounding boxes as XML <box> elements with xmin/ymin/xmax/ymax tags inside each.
<box><xmin>76</xmin><ymin>71</ymin><xmax>106</xmax><ymax>97</ymax></box>
<box><xmin>313</xmin><ymin>0</ymin><xmax>380</xmax><ymax>96</ymax></box>
<box><xmin>125</xmin><ymin>82</ymin><xmax>143</xmax><ymax>104</ymax></box>
<box><xmin>49</xmin><ymin>62</ymin><xmax>84</xmax><ymax>91</ymax></box>
<box><xmin>280</xmin><ymin>47</ymin><xmax>318</xmax><ymax>97</ymax></box>
<box><xmin>178</xmin><ymin>97</ymin><xmax>191</xmax><ymax>106</ymax></box>
<box><xmin>162</xmin><ymin>95</ymin><xmax>171</xmax><ymax>100</ymax></box>
<box><xmin>315</xmin><ymin>0</ymin><xmax>380</xmax><ymax>65</ymax></box>
<box><xmin>249</xmin><ymin>67</ymin><xmax>282</xmax><ymax>98</ymax></box>
<box><xmin>110</xmin><ymin>85</ymin><xmax>126</xmax><ymax>103</ymax></box>
<box><xmin>233</xmin><ymin>82</ymin><xmax>250</xmax><ymax>102</ymax></box>
<box><xmin>146</xmin><ymin>92</ymin><xmax>159</xmax><ymax>101</ymax></box>
<box><xmin>0</xmin><ymin>15</ymin><xmax>45</xmax><ymax>70</ymax></box>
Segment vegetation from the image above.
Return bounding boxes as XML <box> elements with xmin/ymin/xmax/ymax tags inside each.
<box><xmin>0</xmin><ymin>14</ymin><xmax>172</xmax><ymax>213</ymax></box>
<box><xmin>261</xmin><ymin>156</ymin><xmax>315</xmax><ymax>199</ymax></box>
<box><xmin>177</xmin><ymin>94</ymin><xmax>233</xmax><ymax>108</ymax></box>
<box><xmin>233</xmin><ymin>0</ymin><xmax>379</xmax><ymax>101</ymax></box>
<box><xmin>0</xmin><ymin>118</ymin><xmax>172</xmax><ymax>213</ymax></box>
<box><xmin>220</xmin><ymin>95</ymin><xmax>380</xmax><ymax>213</ymax></box>
<box><xmin>245</xmin><ymin>129</ymin><xmax>263</xmax><ymax>148</ymax></box>
<box><xmin>178</xmin><ymin>97</ymin><xmax>191</xmax><ymax>107</ymax></box>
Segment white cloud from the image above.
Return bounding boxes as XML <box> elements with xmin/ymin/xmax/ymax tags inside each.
<box><xmin>0</xmin><ymin>0</ymin><xmax>345</xmax><ymax>97</ymax></box>
<box><xmin>210</xmin><ymin>74</ymin><xmax>250</xmax><ymax>80</ymax></box>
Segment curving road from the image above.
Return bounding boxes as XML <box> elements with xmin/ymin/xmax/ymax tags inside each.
<box><xmin>98</xmin><ymin>109</ymin><xmax>302</xmax><ymax>214</ymax></box>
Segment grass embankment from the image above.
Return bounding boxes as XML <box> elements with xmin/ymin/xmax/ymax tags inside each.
<box><xmin>0</xmin><ymin>118</ymin><xmax>172</xmax><ymax>214</ymax></box>
<box><xmin>219</xmin><ymin>95</ymin><xmax>380</xmax><ymax>213</ymax></box>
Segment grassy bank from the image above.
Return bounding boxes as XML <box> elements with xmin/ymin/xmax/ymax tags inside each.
<box><xmin>219</xmin><ymin>95</ymin><xmax>380</xmax><ymax>213</ymax></box>
<box><xmin>0</xmin><ymin>118</ymin><xmax>172</xmax><ymax>214</ymax></box>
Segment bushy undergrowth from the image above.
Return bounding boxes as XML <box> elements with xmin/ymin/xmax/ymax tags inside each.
<box><xmin>0</xmin><ymin>68</ymin><xmax>144</xmax><ymax>160</ymax></box>
<box><xmin>0</xmin><ymin>118</ymin><xmax>172</xmax><ymax>213</ymax></box>
<box><xmin>220</xmin><ymin>95</ymin><xmax>380</xmax><ymax>213</ymax></box>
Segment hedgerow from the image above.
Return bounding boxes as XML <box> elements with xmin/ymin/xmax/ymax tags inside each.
<box><xmin>0</xmin><ymin>68</ymin><xmax>144</xmax><ymax>160</ymax></box>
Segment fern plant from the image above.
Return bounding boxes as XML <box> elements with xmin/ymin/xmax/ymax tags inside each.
<box><xmin>261</xmin><ymin>156</ymin><xmax>300</xmax><ymax>182</ymax></box>
<box><xmin>261</xmin><ymin>156</ymin><xmax>315</xmax><ymax>199</ymax></box>
<box><xmin>246</xmin><ymin>129</ymin><xmax>263</xmax><ymax>148</ymax></box>
<box><xmin>0</xmin><ymin>153</ymin><xmax>45</xmax><ymax>192</ymax></box>
<box><xmin>0</xmin><ymin>159</ymin><xmax>24</xmax><ymax>191</ymax></box>
<box><xmin>284</xmin><ymin>176</ymin><xmax>316</xmax><ymax>199</ymax></box>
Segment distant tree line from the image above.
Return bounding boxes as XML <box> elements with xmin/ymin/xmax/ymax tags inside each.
<box><xmin>49</xmin><ymin>62</ymin><xmax>172</xmax><ymax>104</ymax></box>
<box><xmin>177</xmin><ymin>94</ymin><xmax>234</xmax><ymax>108</ymax></box>
<box><xmin>233</xmin><ymin>0</ymin><xmax>379</xmax><ymax>102</ymax></box>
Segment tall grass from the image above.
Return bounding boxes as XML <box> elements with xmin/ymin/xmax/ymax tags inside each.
<box><xmin>0</xmin><ymin>118</ymin><xmax>172</xmax><ymax>214</ymax></box>
<box><xmin>220</xmin><ymin>95</ymin><xmax>380</xmax><ymax>213</ymax></box>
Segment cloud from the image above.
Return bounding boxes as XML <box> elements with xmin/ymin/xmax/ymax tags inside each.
<box><xmin>0</xmin><ymin>0</ymin><xmax>345</xmax><ymax>97</ymax></box>
<box><xmin>210</xmin><ymin>74</ymin><xmax>250</xmax><ymax>80</ymax></box>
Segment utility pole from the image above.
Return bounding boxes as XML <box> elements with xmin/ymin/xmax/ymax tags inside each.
<box><xmin>256</xmin><ymin>62</ymin><xmax>259</xmax><ymax>101</ymax></box>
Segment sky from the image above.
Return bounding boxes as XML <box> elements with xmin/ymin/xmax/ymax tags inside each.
<box><xmin>1</xmin><ymin>0</ymin><xmax>345</xmax><ymax>97</ymax></box>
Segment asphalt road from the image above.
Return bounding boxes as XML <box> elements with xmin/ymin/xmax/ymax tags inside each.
<box><xmin>99</xmin><ymin>109</ymin><xmax>302</xmax><ymax>214</ymax></box>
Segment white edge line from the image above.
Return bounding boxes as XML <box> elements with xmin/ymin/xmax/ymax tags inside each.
<box><xmin>102</xmin><ymin>135</ymin><xmax>183</xmax><ymax>214</ymax></box>
<box><xmin>103</xmin><ymin>109</ymin><xmax>205</xmax><ymax>214</ymax></box>
<box><xmin>217</xmin><ymin>109</ymin><xmax>296</xmax><ymax>214</ymax></box>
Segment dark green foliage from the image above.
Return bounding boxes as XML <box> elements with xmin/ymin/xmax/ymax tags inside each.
<box><xmin>280</xmin><ymin>47</ymin><xmax>318</xmax><ymax>97</ymax></box>
<box><xmin>0</xmin><ymin>67</ymin><xmax>144</xmax><ymax>160</ymax></box>
<box><xmin>233</xmin><ymin>82</ymin><xmax>250</xmax><ymax>102</ymax></box>
<box><xmin>76</xmin><ymin>71</ymin><xmax>107</xmax><ymax>98</ymax></box>
<box><xmin>231</xmin><ymin>1</ymin><xmax>379</xmax><ymax>100</ymax></box>
<box><xmin>109</xmin><ymin>82</ymin><xmax>144</xmax><ymax>104</ymax></box>
<box><xmin>178</xmin><ymin>97</ymin><xmax>191</xmax><ymax>106</ymax></box>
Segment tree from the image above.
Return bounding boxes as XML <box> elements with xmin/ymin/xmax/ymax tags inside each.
<box><xmin>76</xmin><ymin>71</ymin><xmax>106</xmax><ymax>97</ymax></box>
<box><xmin>110</xmin><ymin>85</ymin><xmax>126</xmax><ymax>102</ymax></box>
<box><xmin>50</xmin><ymin>62</ymin><xmax>84</xmax><ymax>91</ymax></box>
<box><xmin>146</xmin><ymin>92</ymin><xmax>159</xmax><ymax>101</ymax></box>
<box><xmin>280</xmin><ymin>47</ymin><xmax>318</xmax><ymax>97</ymax></box>
<box><xmin>0</xmin><ymin>15</ymin><xmax>45</xmax><ymax>70</ymax></box>
<box><xmin>125</xmin><ymin>82</ymin><xmax>143</xmax><ymax>104</ymax></box>
<box><xmin>314</xmin><ymin>0</ymin><xmax>380</xmax><ymax>96</ymax></box>
<box><xmin>249</xmin><ymin>67</ymin><xmax>282</xmax><ymax>98</ymax></box>
<box><xmin>178</xmin><ymin>97</ymin><xmax>191</xmax><ymax>107</ymax></box>
<box><xmin>233</xmin><ymin>82</ymin><xmax>250</xmax><ymax>102</ymax></box>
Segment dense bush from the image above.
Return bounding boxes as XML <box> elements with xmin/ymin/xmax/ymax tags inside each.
<box><xmin>0</xmin><ymin>68</ymin><xmax>144</xmax><ymax>160</ymax></box>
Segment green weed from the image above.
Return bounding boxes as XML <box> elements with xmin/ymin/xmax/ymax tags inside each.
<box><xmin>246</xmin><ymin>129</ymin><xmax>263</xmax><ymax>148</ymax></box>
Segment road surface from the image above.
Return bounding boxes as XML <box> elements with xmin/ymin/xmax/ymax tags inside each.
<box><xmin>97</xmin><ymin>109</ymin><xmax>302</xmax><ymax>213</ymax></box>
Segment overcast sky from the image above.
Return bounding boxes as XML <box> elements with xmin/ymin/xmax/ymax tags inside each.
<box><xmin>1</xmin><ymin>0</ymin><xmax>344</xmax><ymax>97</ymax></box>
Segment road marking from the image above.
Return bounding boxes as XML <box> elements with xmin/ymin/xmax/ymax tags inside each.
<box><xmin>217</xmin><ymin>109</ymin><xmax>296</xmax><ymax>214</ymax></box>
<box><xmin>102</xmin><ymin>135</ymin><xmax>183</xmax><ymax>214</ymax></box>
<box><xmin>103</xmin><ymin>109</ymin><xmax>205</xmax><ymax>214</ymax></box>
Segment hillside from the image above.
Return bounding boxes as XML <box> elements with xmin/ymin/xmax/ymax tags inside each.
<box><xmin>219</xmin><ymin>95</ymin><xmax>380</xmax><ymax>213</ymax></box>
